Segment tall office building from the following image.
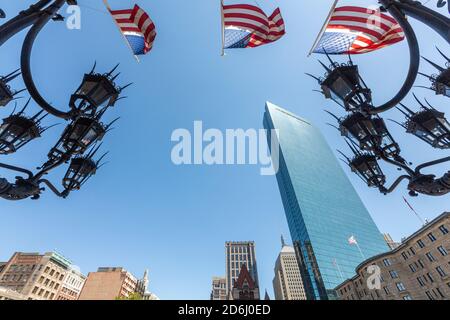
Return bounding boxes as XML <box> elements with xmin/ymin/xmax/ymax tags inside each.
<box><xmin>273</xmin><ymin>236</ymin><xmax>306</xmax><ymax>300</ymax></box>
<box><xmin>263</xmin><ymin>102</ymin><xmax>389</xmax><ymax>300</ymax></box>
<box><xmin>225</xmin><ymin>241</ymin><xmax>259</xmax><ymax>299</ymax></box>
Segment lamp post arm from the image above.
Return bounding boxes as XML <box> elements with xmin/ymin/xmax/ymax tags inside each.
<box><xmin>20</xmin><ymin>0</ymin><xmax>73</xmax><ymax>120</ymax></box>
<box><xmin>382</xmin><ymin>175</ymin><xmax>411</xmax><ymax>194</ymax></box>
<box><xmin>395</xmin><ymin>0</ymin><xmax>450</xmax><ymax>41</ymax></box>
<box><xmin>38</xmin><ymin>179</ymin><xmax>68</xmax><ymax>198</ymax></box>
<box><xmin>415</xmin><ymin>156</ymin><xmax>450</xmax><ymax>174</ymax></box>
<box><xmin>0</xmin><ymin>162</ymin><xmax>34</xmax><ymax>179</ymax></box>
<box><xmin>379</xmin><ymin>153</ymin><xmax>416</xmax><ymax>176</ymax></box>
<box><xmin>370</xmin><ymin>1</ymin><xmax>421</xmax><ymax>114</ymax></box>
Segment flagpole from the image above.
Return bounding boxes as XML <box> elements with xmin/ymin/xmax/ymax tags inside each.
<box><xmin>403</xmin><ymin>196</ymin><xmax>426</xmax><ymax>226</ymax></box>
<box><xmin>333</xmin><ymin>258</ymin><xmax>345</xmax><ymax>282</ymax></box>
<box><xmin>220</xmin><ymin>0</ymin><xmax>225</xmax><ymax>56</ymax></box>
<box><xmin>308</xmin><ymin>0</ymin><xmax>339</xmax><ymax>57</ymax></box>
<box><xmin>102</xmin><ymin>0</ymin><xmax>140</xmax><ymax>63</ymax></box>
<box><xmin>355</xmin><ymin>241</ymin><xmax>366</xmax><ymax>260</ymax></box>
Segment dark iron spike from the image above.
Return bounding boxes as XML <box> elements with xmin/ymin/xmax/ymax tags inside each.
<box><xmin>31</xmin><ymin>109</ymin><xmax>45</xmax><ymax>120</ymax></box>
<box><xmin>111</xmin><ymin>72</ymin><xmax>121</xmax><ymax>81</ymax></box>
<box><xmin>436</xmin><ymin>47</ymin><xmax>450</xmax><ymax>63</ymax></box>
<box><xmin>423</xmin><ymin>98</ymin><xmax>437</xmax><ymax>110</ymax></box>
<box><xmin>326</xmin><ymin>123</ymin><xmax>340</xmax><ymax>131</ymax></box>
<box><xmin>88</xmin><ymin>143</ymin><xmax>103</xmax><ymax>159</ymax></box>
<box><xmin>345</xmin><ymin>139</ymin><xmax>359</xmax><ymax>155</ymax></box>
<box><xmin>96</xmin><ymin>152</ymin><xmax>109</xmax><ymax>166</ymax></box>
<box><xmin>324</xmin><ymin>49</ymin><xmax>335</xmax><ymax>66</ymax></box>
<box><xmin>417</xmin><ymin>72</ymin><xmax>432</xmax><ymax>80</ymax></box>
<box><xmin>305</xmin><ymin>73</ymin><xmax>321</xmax><ymax>82</ymax></box>
<box><xmin>387</xmin><ymin>119</ymin><xmax>407</xmax><ymax>129</ymax></box>
<box><xmin>337</xmin><ymin>150</ymin><xmax>351</xmax><ymax>162</ymax></box>
<box><xmin>12</xmin><ymin>88</ymin><xmax>27</xmax><ymax>97</ymax></box>
<box><xmin>90</xmin><ymin>61</ymin><xmax>97</xmax><ymax>74</ymax></box>
<box><xmin>120</xmin><ymin>83</ymin><xmax>133</xmax><ymax>91</ymax></box>
<box><xmin>421</xmin><ymin>56</ymin><xmax>444</xmax><ymax>72</ymax></box>
<box><xmin>3</xmin><ymin>68</ymin><xmax>21</xmax><ymax>82</ymax></box>
<box><xmin>397</xmin><ymin>104</ymin><xmax>413</xmax><ymax>117</ymax></box>
<box><xmin>324</xmin><ymin>110</ymin><xmax>341</xmax><ymax>122</ymax></box>
<box><xmin>18</xmin><ymin>97</ymin><xmax>32</xmax><ymax>114</ymax></box>
<box><xmin>40</xmin><ymin>123</ymin><xmax>60</xmax><ymax>134</ymax></box>
<box><xmin>318</xmin><ymin>60</ymin><xmax>332</xmax><ymax>73</ymax></box>
<box><xmin>106</xmin><ymin>63</ymin><xmax>120</xmax><ymax>77</ymax></box>
<box><xmin>105</xmin><ymin>117</ymin><xmax>120</xmax><ymax>130</ymax></box>
<box><xmin>412</xmin><ymin>93</ymin><xmax>426</xmax><ymax>109</ymax></box>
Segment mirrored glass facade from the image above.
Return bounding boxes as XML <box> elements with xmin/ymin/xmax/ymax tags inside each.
<box><xmin>263</xmin><ymin>102</ymin><xmax>389</xmax><ymax>300</ymax></box>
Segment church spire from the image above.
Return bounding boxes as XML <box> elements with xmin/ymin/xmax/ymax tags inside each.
<box><xmin>281</xmin><ymin>234</ymin><xmax>286</xmax><ymax>248</ymax></box>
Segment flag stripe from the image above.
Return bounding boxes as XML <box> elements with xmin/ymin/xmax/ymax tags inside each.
<box><xmin>313</xmin><ymin>5</ymin><xmax>404</xmax><ymax>55</ymax></box>
<box><xmin>109</xmin><ymin>4</ymin><xmax>156</xmax><ymax>55</ymax></box>
<box><xmin>223</xmin><ymin>4</ymin><xmax>285</xmax><ymax>49</ymax></box>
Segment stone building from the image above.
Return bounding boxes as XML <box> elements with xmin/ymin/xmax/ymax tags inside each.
<box><xmin>273</xmin><ymin>236</ymin><xmax>307</xmax><ymax>300</ymax></box>
<box><xmin>336</xmin><ymin>212</ymin><xmax>449</xmax><ymax>300</ymax></box>
<box><xmin>230</xmin><ymin>264</ymin><xmax>260</xmax><ymax>300</ymax></box>
<box><xmin>78</xmin><ymin>267</ymin><xmax>139</xmax><ymax>300</ymax></box>
<box><xmin>210</xmin><ymin>276</ymin><xmax>227</xmax><ymax>300</ymax></box>
<box><xmin>0</xmin><ymin>251</ymin><xmax>85</xmax><ymax>300</ymax></box>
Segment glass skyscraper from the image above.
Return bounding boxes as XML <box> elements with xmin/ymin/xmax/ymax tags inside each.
<box><xmin>263</xmin><ymin>102</ymin><xmax>389</xmax><ymax>300</ymax></box>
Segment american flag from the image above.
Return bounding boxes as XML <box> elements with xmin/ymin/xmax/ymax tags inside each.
<box><xmin>222</xmin><ymin>4</ymin><xmax>286</xmax><ymax>49</ymax></box>
<box><xmin>313</xmin><ymin>6</ymin><xmax>404</xmax><ymax>55</ymax></box>
<box><xmin>348</xmin><ymin>235</ymin><xmax>358</xmax><ymax>245</ymax></box>
<box><xmin>108</xmin><ymin>4</ymin><xmax>156</xmax><ymax>56</ymax></box>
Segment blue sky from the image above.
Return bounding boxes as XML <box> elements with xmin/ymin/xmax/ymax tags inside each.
<box><xmin>0</xmin><ymin>0</ymin><xmax>448</xmax><ymax>300</ymax></box>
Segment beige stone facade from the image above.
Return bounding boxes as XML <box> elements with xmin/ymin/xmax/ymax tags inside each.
<box><xmin>273</xmin><ymin>244</ymin><xmax>307</xmax><ymax>300</ymax></box>
<box><xmin>336</xmin><ymin>212</ymin><xmax>449</xmax><ymax>300</ymax></box>
<box><xmin>0</xmin><ymin>252</ymin><xmax>86</xmax><ymax>300</ymax></box>
<box><xmin>78</xmin><ymin>267</ymin><xmax>138</xmax><ymax>300</ymax></box>
<box><xmin>210</xmin><ymin>276</ymin><xmax>227</xmax><ymax>300</ymax></box>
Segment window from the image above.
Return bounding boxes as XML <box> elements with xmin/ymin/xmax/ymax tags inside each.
<box><xmin>410</xmin><ymin>247</ymin><xmax>416</xmax><ymax>255</ymax></box>
<box><xmin>426</xmin><ymin>252</ymin><xmax>436</xmax><ymax>262</ymax></box>
<box><xmin>436</xmin><ymin>266</ymin><xmax>447</xmax><ymax>277</ymax></box>
<box><xmin>383</xmin><ymin>286</ymin><xmax>391</xmax><ymax>295</ymax></box>
<box><xmin>439</xmin><ymin>224</ymin><xmax>449</xmax><ymax>235</ymax></box>
<box><xmin>49</xmin><ymin>269</ymin><xmax>55</xmax><ymax>276</ymax></box>
<box><xmin>396</xmin><ymin>282</ymin><xmax>406</xmax><ymax>292</ymax></box>
<box><xmin>427</xmin><ymin>233</ymin><xmax>437</xmax><ymax>242</ymax></box>
<box><xmin>436</xmin><ymin>288</ymin><xmax>444</xmax><ymax>299</ymax></box>
<box><xmin>417</xmin><ymin>239</ymin><xmax>425</xmax><ymax>248</ymax></box>
<box><xmin>425</xmin><ymin>291</ymin><xmax>434</xmax><ymax>300</ymax></box>
<box><xmin>418</xmin><ymin>259</ymin><xmax>425</xmax><ymax>268</ymax></box>
<box><xmin>417</xmin><ymin>277</ymin><xmax>426</xmax><ymax>287</ymax></box>
<box><xmin>437</xmin><ymin>246</ymin><xmax>448</xmax><ymax>256</ymax></box>
<box><xmin>401</xmin><ymin>252</ymin><xmax>408</xmax><ymax>260</ymax></box>
<box><xmin>32</xmin><ymin>287</ymin><xmax>38</xmax><ymax>294</ymax></box>
<box><xmin>403</xmin><ymin>295</ymin><xmax>413</xmax><ymax>300</ymax></box>
<box><xmin>382</xmin><ymin>259</ymin><xmax>391</xmax><ymax>266</ymax></box>
<box><xmin>427</xmin><ymin>273</ymin><xmax>434</xmax><ymax>283</ymax></box>
<box><xmin>409</xmin><ymin>264</ymin><xmax>417</xmax><ymax>273</ymax></box>
<box><xmin>389</xmin><ymin>270</ymin><xmax>399</xmax><ymax>279</ymax></box>
<box><xmin>44</xmin><ymin>267</ymin><xmax>50</xmax><ymax>273</ymax></box>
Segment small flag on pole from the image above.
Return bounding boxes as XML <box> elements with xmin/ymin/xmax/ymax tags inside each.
<box><xmin>403</xmin><ymin>196</ymin><xmax>425</xmax><ymax>225</ymax></box>
<box><xmin>104</xmin><ymin>1</ymin><xmax>156</xmax><ymax>61</ymax></box>
<box><xmin>348</xmin><ymin>235</ymin><xmax>358</xmax><ymax>245</ymax></box>
<box><xmin>221</xmin><ymin>2</ymin><xmax>286</xmax><ymax>51</ymax></box>
<box><xmin>310</xmin><ymin>4</ymin><xmax>404</xmax><ymax>55</ymax></box>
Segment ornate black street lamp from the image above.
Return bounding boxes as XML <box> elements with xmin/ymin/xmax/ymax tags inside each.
<box><xmin>309</xmin><ymin>1</ymin><xmax>450</xmax><ymax>197</ymax></box>
<box><xmin>0</xmin><ymin>99</ymin><xmax>48</xmax><ymax>155</ymax></box>
<box><xmin>419</xmin><ymin>48</ymin><xmax>450</xmax><ymax>98</ymax></box>
<box><xmin>0</xmin><ymin>1</ymin><xmax>129</xmax><ymax>201</ymax></box>
<box><xmin>0</xmin><ymin>70</ymin><xmax>25</xmax><ymax>107</ymax></box>
<box><xmin>395</xmin><ymin>97</ymin><xmax>450</xmax><ymax>149</ymax></box>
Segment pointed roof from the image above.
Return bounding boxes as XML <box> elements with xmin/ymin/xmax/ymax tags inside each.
<box><xmin>264</xmin><ymin>290</ymin><xmax>271</xmax><ymax>300</ymax></box>
<box><xmin>234</xmin><ymin>264</ymin><xmax>256</xmax><ymax>290</ymax></box>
